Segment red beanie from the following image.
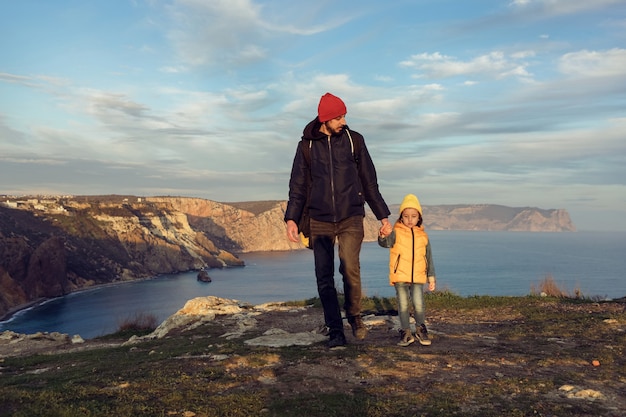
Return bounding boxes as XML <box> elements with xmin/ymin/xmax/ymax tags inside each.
<box><xmin>317</xmin><ymin>93</ymin><xmax>347</xmax><ymax>122</ymax></box>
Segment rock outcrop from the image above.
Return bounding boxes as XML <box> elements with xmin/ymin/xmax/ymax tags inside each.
<box><xmin>197</xmin><ymin>270</ymin><xmax>212</xmax><ymax>282</ymax></box>
<box><xmin>123</xmin><ymin>296</ymin><xmax>331</xmax><ymax>347</ymax></box>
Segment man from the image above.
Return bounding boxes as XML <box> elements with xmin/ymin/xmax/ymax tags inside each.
<box><xmin>285</xmin><ymin>92</ymin><xmax>391</xmax><ymax>348</ymax></box>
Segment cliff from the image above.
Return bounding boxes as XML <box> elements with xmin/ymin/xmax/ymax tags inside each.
<box><xmin>145</xmin><ymin>197</ymin><xmax>383</xmax><ymax>252</ymax></box>
<box><xmin>412</xmin><ymin>204</ymin><xmax>576</xmax><ymax>232</ymax></box>
<box><xmin>0</xmin><ymin>198</ymin><xmax>245</xmax><ymax>318</ymax></box>
<box><xmin>0</xmin><ymin>196</ymin><xmax>575</xmax><ymax>317</ymax></box>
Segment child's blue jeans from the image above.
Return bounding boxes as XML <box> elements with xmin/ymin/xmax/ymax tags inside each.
<box><xmin>395</xmin><ymin>282</ymin><xmax>425</xmax><ymax>330</ymax></box>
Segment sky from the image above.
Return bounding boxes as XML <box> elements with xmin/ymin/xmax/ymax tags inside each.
<box><xmin>1</xmin><ymin>0</ymin><xmax>625</xmax><ymax>232</ymax></box>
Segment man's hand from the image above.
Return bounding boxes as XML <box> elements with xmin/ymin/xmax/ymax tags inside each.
<box><xmin>379</xmin><ymin>218</ymin><xmax>392</xmax><ymax>237</ymax></box>
<box><xmin>286</xmin><ymin>220</ymin><xmax>300</xmax><ymax>243</ymax></box>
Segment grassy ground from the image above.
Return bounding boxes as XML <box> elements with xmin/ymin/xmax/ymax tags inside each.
<box><xmin>1</xmin><ymin>293</ymin><xmax>625</xmax><ymax>417</ymax></box>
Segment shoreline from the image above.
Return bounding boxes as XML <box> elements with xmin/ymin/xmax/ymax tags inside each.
<box><xmin>0</xmin><ymin>276</ymin><xmax>161</xmax><ymax>324</ymax></box>
<box><xmin>0</xmin><ymin>265</ymin><xmax>234</xmax><ymax>327</ymax></box>
<box><xmin>0</xmin><ymin>298</ymin><xmax>48</xmax><ymax>323</ymax></box>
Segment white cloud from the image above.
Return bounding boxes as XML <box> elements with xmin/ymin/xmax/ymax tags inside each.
<box><xmin>509</xmin><ymin>0</ymin><xmax>624</xmax><ymax>16</ymax></box>
<box><xmin>399</xmin><ymin>51</ymin><xmax>533</xmax><ymax>80</ymax></box>
<box><xmin>166</xmin><ymin>0</ymin><xmax>269</xmax><ymax>67</ymax></box>
<box><xmin>559</xmin><ymin>48</ymin><xmax>626</xmax><ymax>78</ymax></box>
<box><xmin>165</xmin><ymin>0</ymin><xmax>352</xmax><ymax>69</ymax></box>
<box><xmin>159</xmin><ymin>66</ymin><xmax>188</xmax><ymax>74</ymax></box>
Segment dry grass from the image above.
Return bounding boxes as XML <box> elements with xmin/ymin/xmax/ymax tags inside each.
<box><xmin>531</xmin><ymin>274</ymin><xmax>583</xmax><ymax>298</ymax></box>
<box><xmin>117</xmin><ymin>312</ymin><xmax>158</xmax><ymax>332</ymax></box>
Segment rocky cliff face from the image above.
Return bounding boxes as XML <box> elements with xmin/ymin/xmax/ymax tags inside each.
<box><xmin>0</xmin><ymin>210</ymin><xmax>70</xmax><ymax>317</ymax></box>
<box><xmin>0</xmin><ymin>197</ymin><xmax>575</xmax><ymax>317</ymax></box>
<box><xmin>419</xmin><ymin>204</ymin><xmax>576</xmax><ymax>232</ymax></box>
<box><xmin>0</xmin><ymin>199</ymin><xmax>245</xmax><ymax>318</ymax></box>
<box><xmin>146</xmin><ymin>197</ymin><xmax>383</xmax><ymax>252</ymax></box>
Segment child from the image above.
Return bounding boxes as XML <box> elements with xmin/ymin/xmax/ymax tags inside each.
<box><xmin>378</xmin><ymin>194</ymin><xmax>436</xmax><ymax>346</ymax></box>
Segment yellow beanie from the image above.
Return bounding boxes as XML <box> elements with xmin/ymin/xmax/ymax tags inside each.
<box><xmin>399</xmin><ymin>194</ymin><xmax>422</xmax><ymax>216</ymax></box>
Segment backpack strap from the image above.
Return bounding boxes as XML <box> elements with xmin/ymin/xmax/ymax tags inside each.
<box><xmin>301</xmin><ymin>128</ymin><xmax>359</xmax><ymax>166</ymax></box>
<box><xmin>300</xmin><ymin>139</ymin><xmax>313</xmax><ymax>166</ymax></box>
<box><xmin>345</xmin><ymin>129</ymin><xmax>360</xmax><ymax>166</ymax></box>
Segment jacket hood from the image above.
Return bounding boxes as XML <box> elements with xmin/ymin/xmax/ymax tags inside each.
<box><xmin>302</xmin><ymin>118</ymin><xmax>350</xmax><ymax>141</ymax></box>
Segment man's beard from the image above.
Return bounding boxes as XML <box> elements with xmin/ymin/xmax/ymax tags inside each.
<box><xmin>325</xmin><ymin>123</ymin><xmax>344</xmax><ymax>136</ymax></box>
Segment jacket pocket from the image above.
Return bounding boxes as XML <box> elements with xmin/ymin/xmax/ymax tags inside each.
<box><xmin>393</xmin><ymin>254</ymin><xmax>401</xmax><ymax>274</ymax></box>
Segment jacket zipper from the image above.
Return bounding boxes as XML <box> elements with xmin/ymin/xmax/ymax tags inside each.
<box><xmin>327</xmin><ymin>135</ymin><xmax>337</xmax><ymax>222</ymax></box>
<box><xmin>411</xmin><ymin>228</ymin><xmax>415</xmax><ymax>284</ymax></box>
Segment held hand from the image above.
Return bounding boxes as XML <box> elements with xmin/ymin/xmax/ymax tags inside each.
<box><xmin>286</xmin><ymin>220</ymin><xmax>300</xmax><ymax>243</ymax></box>
<box><xmin>379</xmin><ymin>219</ymin><xmax>392</xmax><ymax>237</ymax></box>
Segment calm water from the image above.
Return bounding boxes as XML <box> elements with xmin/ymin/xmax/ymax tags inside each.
<box><xmin>1</xmin><ymin>231</ymin><xmax>624</xmax><ymax>339</ymax></box>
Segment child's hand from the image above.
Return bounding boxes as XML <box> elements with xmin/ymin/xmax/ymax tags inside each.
<box><xmin>379</xmin><ymin>222</ymin><xmax>392</xmax><ymax>237</ymax></box>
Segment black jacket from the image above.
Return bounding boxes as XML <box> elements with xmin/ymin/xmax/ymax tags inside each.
<box><xmin>285</xmin><ymin>118</ymin><xmax>390</xmax><ymax>225</ymax></box>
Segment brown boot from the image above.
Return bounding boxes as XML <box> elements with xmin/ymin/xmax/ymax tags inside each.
<box><xmin>349</xmin><ymin>316</ymin><xmax>368</xmax><ymax>340</ymax></box>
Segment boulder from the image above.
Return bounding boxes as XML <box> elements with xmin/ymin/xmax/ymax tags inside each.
<box><xmin>197</xmin><ymin>270</ymin><xmax>211</xmax><ymax>282</ymax></box>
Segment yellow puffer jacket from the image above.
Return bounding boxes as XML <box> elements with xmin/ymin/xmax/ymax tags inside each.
<box><xmin>388</xmin><ymin>222</ymin><xmax>429</xmax><ymax>285</ymax></box>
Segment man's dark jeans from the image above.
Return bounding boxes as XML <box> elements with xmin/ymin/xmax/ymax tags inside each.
<box><xmin>310</xmin><ymin>215</ymin><xmax>364</xmax><ymax>335</ymax></box>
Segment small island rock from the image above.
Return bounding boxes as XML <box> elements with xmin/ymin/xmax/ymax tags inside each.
<box><xmin>197</xmin><ymin>270</ymin><xmax>212</xmax><ymax>283</ymax></box>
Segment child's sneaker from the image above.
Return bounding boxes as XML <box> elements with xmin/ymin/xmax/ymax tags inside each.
<box><xmin>397</xmin><ymin>329</ymin><xmax>415</xmax><ymax>347</ymax></box>
<box><xmin>416</xmin><ymin>324</ymin><xmax>431</xmax><ymax>346</ymax></box>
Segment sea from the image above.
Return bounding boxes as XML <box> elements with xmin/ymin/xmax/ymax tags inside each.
<box><xmin>1</xmin><ymin>231</ymin><xmax>624</xmax><ymax>339</ymax></box>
